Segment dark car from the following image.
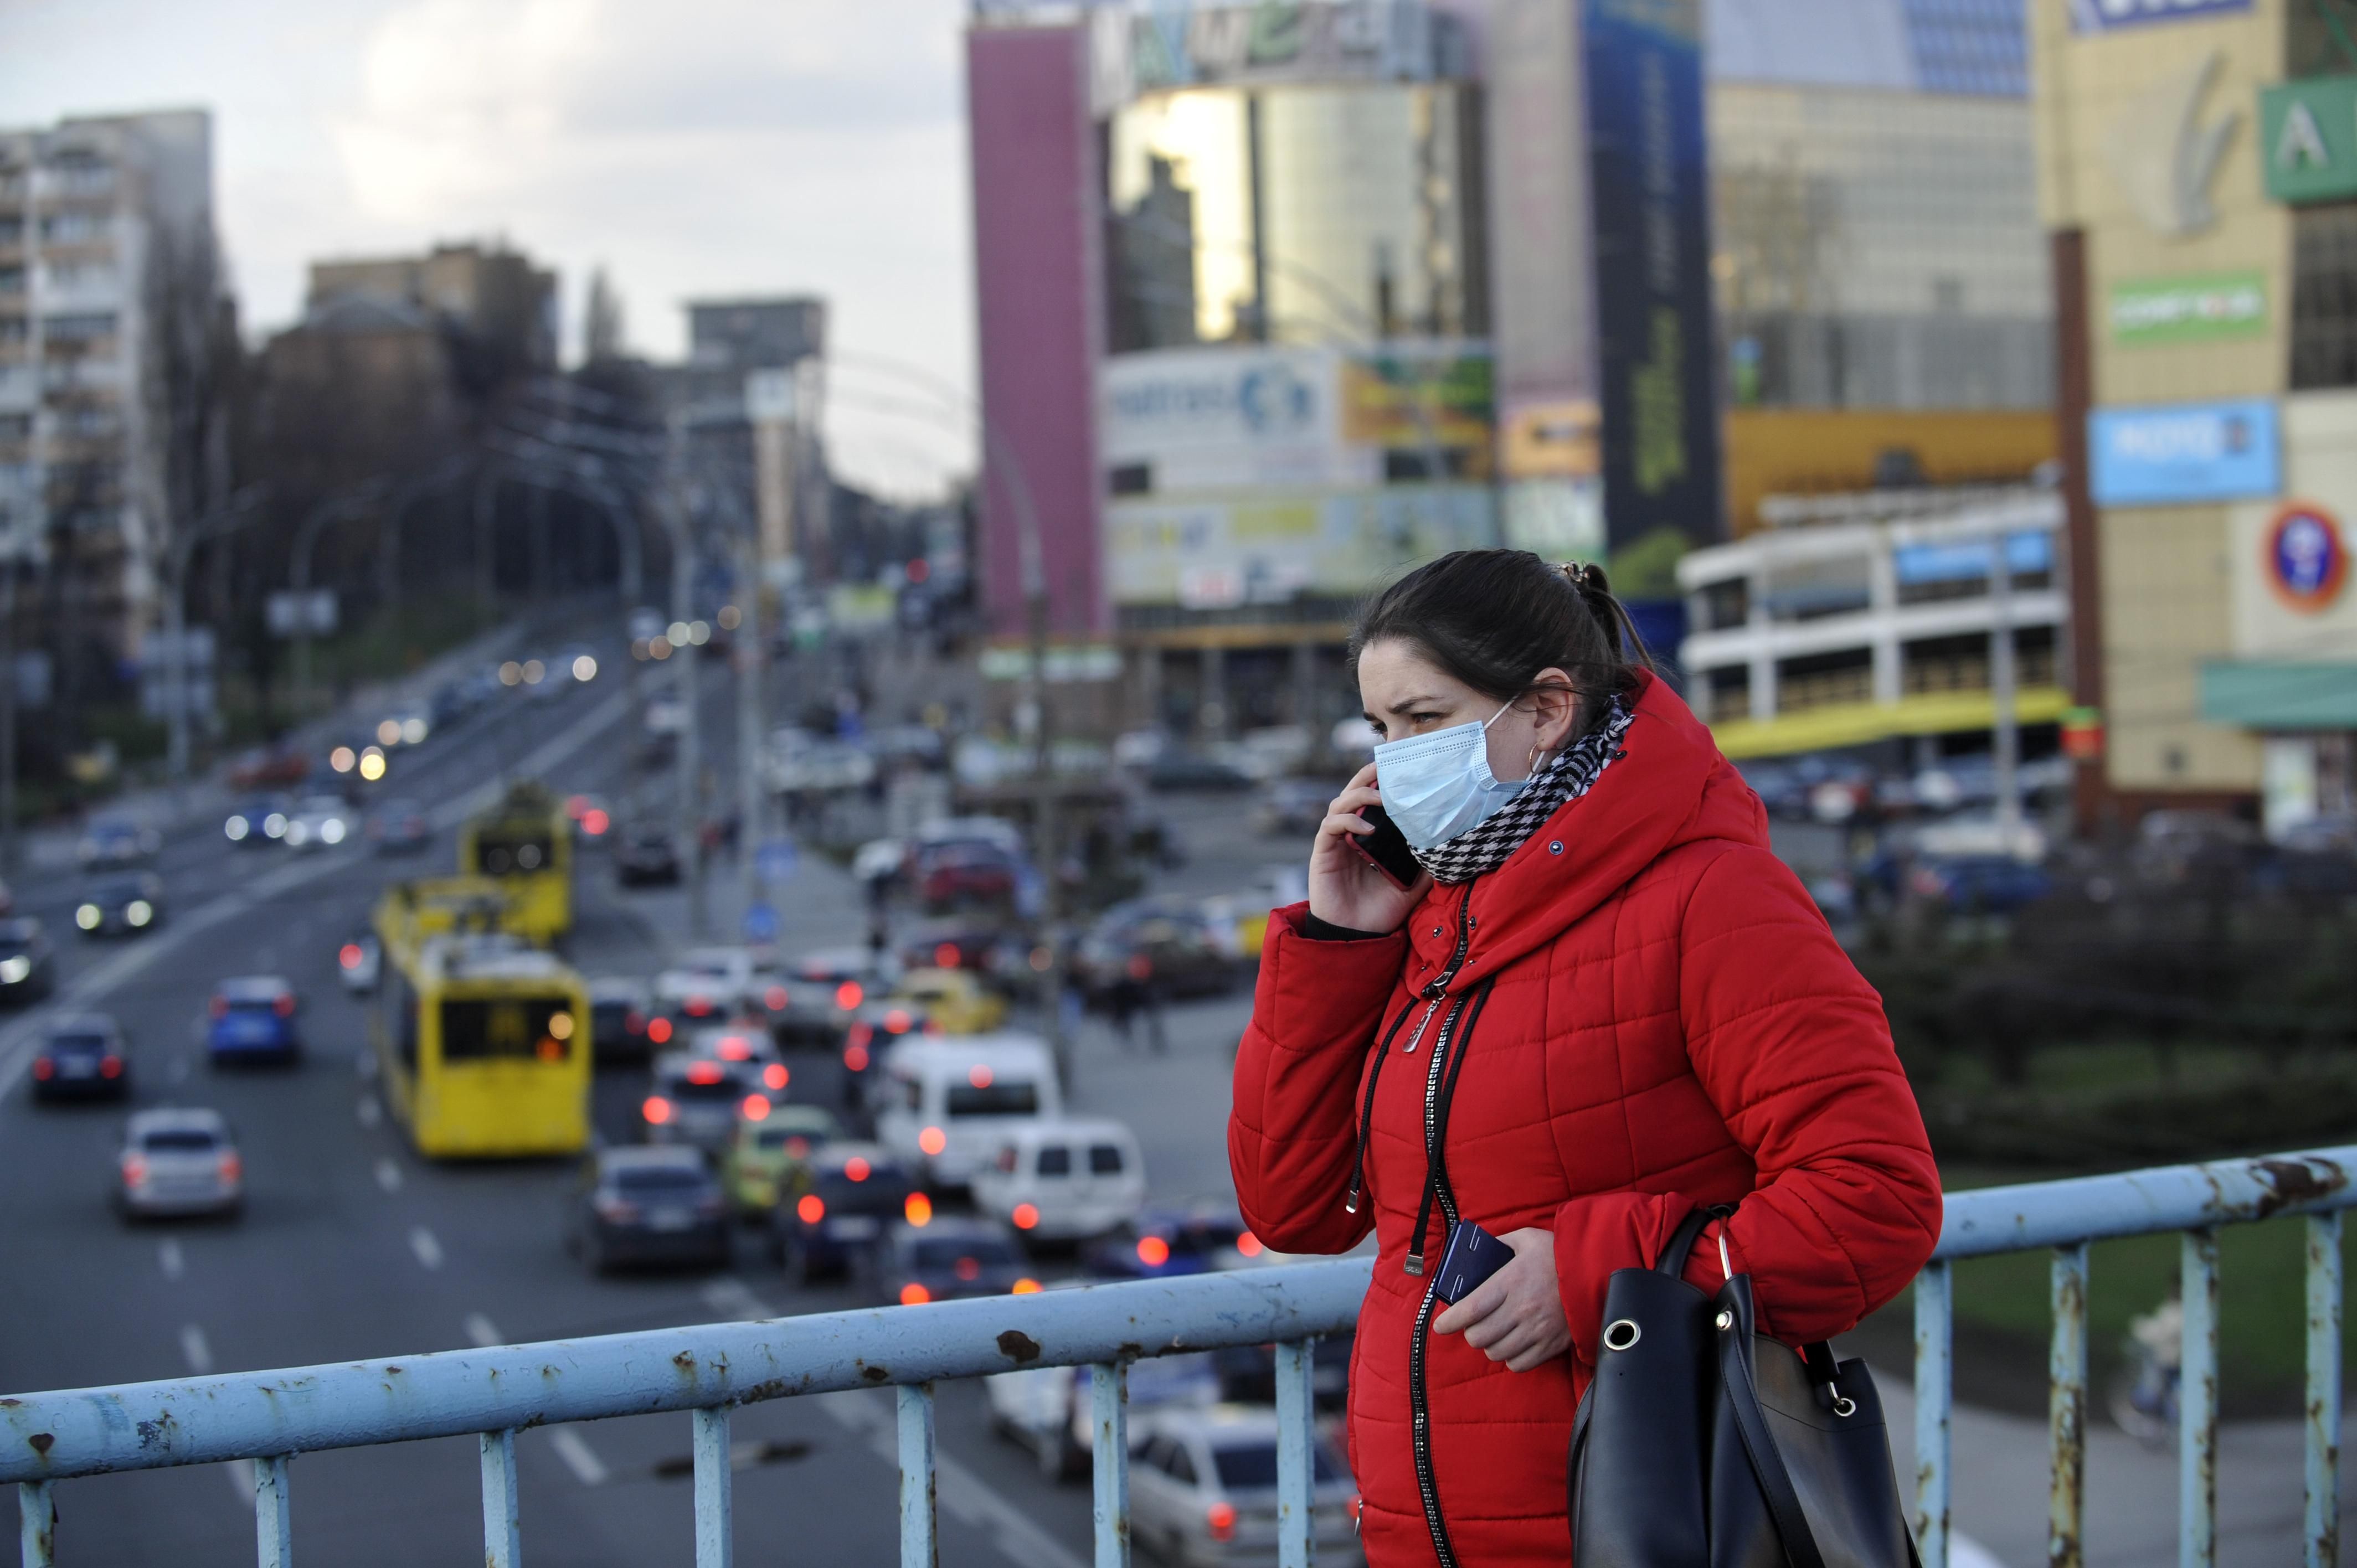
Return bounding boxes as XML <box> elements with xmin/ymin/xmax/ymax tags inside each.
<box><xmin>30</xmin><ymin>1014</ymin><xmax>130</xmax><ymax>1101</ymax></box>
<box><xmin>898</xmin><ymin>922</ymin><xmax>1016</xmax><ymax>985</ymax></box>
<box><xmin>616</xmin><ymin>823</ymin><xmax>683</xmax><ymax>886</ymax></box>
<box><xmin>589</xmin><ymin>976</ymin><xmax>656</xmax><ymax>1064</ymax></box>
<box><xmin>0</xmin><ymin>917</ymin><xmax>58</xmax><ymax>1003</ymax></box>
<box><xmin>74</xmin><ymin>874</ymin><xmax>166</xmax><ymax>938</ymax></box>
<box><xmin>1145</xmin><ymin>749</ymin><xmax>1257</xmax><ymax>792</ymax></box>
<box><xmin>860</xmin><ymin>1216</ymin><xmax>1035</xmax><ymax>1306</ymax></box>
<box><xmin>228</xmin><ymin>743</ymin><xmax>310</xmax><ymax>791</ymax></box>
<box><xmin>566</xmin><ymin>1146</ymin><xmax>731</xmax><ymax>1273</ymax></box>
<box><xmin>366</xmin><ymin>798</ymin><xmax>432</xmax><ymax>855</ymax></box>
<box><xmin>1908</xmin><ymin>854</ymin><xmax>2054</xmax><ymax>914</ymax></box>
<box><xmin>1072</xmin><ymin>901</ymin><xmax>1237</xmax><ymax>1004</ymax></box>
<box><xmin>771</xmin><ymin>1143</ymin><xmax>916</xmax><ymax>1283</ymax></box>
<box><xmin>1083</xmin><ymin>1206</ymin><xmax>1261</xmax><ymax>1282</ymax></box>
<box><xmin>915</xmin><ymin>842</ymin><xmax>1021</xmax><ymax>911</ymax></box>
<box><xmin>77</xmin><ymin>813</ymin><xmax>158</xmax><ymax>869</ymax></box>
<box><xmin>223</xmin><ymin>795</ymin><xmax>291</xmax><ymax>847</ymax></box>
<box><xmin>1212</xmin><ymin>1330</ymin><xmax>1357</xmax><ymax>1414</ymax></box>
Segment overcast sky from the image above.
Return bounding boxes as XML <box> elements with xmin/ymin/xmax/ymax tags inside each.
<box><xmin>0</xmin><ymin>0</ymin><xmax>980</xmax><ymax>499</ymax></box>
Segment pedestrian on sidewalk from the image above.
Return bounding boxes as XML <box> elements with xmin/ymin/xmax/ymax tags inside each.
<box><xmin>1105</xmin><ymin>952</ymin><xmax>1167</xmax><ymax>1054</ymax></box>
<box><xmin>1229</xmin><ymin>550</ymin><xmax>1941</xmax><ymax>1567</ymax></box>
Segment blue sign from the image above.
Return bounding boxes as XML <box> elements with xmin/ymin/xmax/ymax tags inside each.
<box><xmin>755</xmin><ymin>837</ymin><xmax>798</xmax><ymax>884</ymax></box>
<box><xmin>1893</xmin><ymin>532</ymin><xmax>2054</xmax><ymax>586</ymax></box>
<box><xmin>742</xmin><ymin>902</ymin><xmax>780</xmax><ymax>943</ymax></box>
<box><xmin>2088</xmin><ymin>398</ymin><xmax>2279</xmax><ymax>507</ymax></box>
<box><xmin>2267</xmin><ymin>503</ymin><xmax>2348</xmax><ymax>611</ymax></box>
<box><xmin>2070</xmin><ymin>0</ymin><xmax>2250</xmax><ymax>32</ymax></box>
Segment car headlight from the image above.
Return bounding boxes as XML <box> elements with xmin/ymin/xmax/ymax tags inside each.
<box><xmin>75</xmin><ymin>905</ymin><xmax>101</xmax><ymax>930</ymax></box>
<box><xmin>285</xmin><ymin>822</ymin><xmax>308</xmax><ymax>845</ymax></box>
<box><xmin>225</xmin><ymin>818</ymin><xmax>249</xmax><ymax>841</ymax></box>
<box><xmin>265</xmin><ymin>814</ymin><xmax>287</xmax><ymax>837</ymax></box>
<box><xmin>126</xmin><ymin>901</ymin><xmax>153</xmax><ymax>927</ymax></box>
<box><xmin>401</xmin><ymin>718</ymin><xmax>427</xmax><ymax>744</ymax></box>
<box><xmin>321</xmin><ymin>819</ymin><xmax>347</xmax><ymax>844</ymax></box>
<box><xmin>0</xmin><ymin>956</ymin><xmax>31</xmax><ymax>983</ymax></box>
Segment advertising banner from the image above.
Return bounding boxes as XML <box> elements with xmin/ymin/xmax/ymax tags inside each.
<box><xmin>1090</xmin><ymin>0</ymin><xmax>1438</xmax><ymax>114</ymax></box>
<box><xmin>2109</xmin><ymin>271</ymin><xmax>2268</xmax><ymax>345</ymax></box>
<box><xmin>2261</xmin><ymin>75</ymin><xmax>2357</xmax><ymax>205</ymax></box>
<box><xmin>2088</xmin><ymin>398</ymin><xmax>2279</xmax><ymax>506</ymax></box>
<box><xmin>1100</xmin><ymin>346</ymin><xmax>1367</xmax><ymax>492</ymax></box>
<box><xmin>1583</xmin><ymin>0</ymin><xmax>1721</xmax><ymax>549</ymax></box>
<box><xmin>1336</xmin><ymin>349</ymin><xmax>1495</xmax><ymax>467</ymax></box>
<box><xmin>1105</xmin><ymin>485</ymin><xmax>1497</xmax><ymax>606</ymax></box>
<box><xmin>2069</xmin><ymin>0</ymin><xmax>2251</xmax><ymax>32</ymax></box>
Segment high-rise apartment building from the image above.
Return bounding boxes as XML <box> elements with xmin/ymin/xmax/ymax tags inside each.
<box><xmin>0</xmin><ymin>107</ymin><xmax>217</xmax><ymax>662</ymax></box>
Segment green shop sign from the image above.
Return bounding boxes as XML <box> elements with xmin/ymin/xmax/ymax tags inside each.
<box><xmin>2261</xmin><ymin>74</ymin><xmax>2357</xmax><ymax>204</ymax></box>
<box><xmin>2109</xmin><ymin>271</ymin><xmax>2268</xmax><ymax>344</ymax></box>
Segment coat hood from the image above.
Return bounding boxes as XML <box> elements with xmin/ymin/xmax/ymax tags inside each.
<box><xmin>1402</xmin><ymin>670</ymin><xmax>1768</xmax><ymax>990</ymax></box>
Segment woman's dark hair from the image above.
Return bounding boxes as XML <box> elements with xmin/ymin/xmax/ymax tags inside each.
<box><xmin>1350</xmin><ymin>549</ymin><xmax>1653</xmax><ymax>727</ymax></box>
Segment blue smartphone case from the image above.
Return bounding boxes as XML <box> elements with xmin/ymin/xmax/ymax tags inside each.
<box><xmin>1433</xmin><ymin>1221</ymin><xmax>1511</xmax><ymax>1304</ymax></box>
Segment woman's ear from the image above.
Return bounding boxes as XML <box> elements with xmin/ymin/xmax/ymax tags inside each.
<box><xmin>1525</xmin><ymin>669</ymin><xmax>1582</xmax><ymax>752</ymax></box>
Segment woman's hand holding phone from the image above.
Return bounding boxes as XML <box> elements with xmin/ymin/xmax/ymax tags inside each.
<box><xmin>1308</xmin><ymin>762</ymin><xmax>1431</xmax><ymax>935</ymax></box>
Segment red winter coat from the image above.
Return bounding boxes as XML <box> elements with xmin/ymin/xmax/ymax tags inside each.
<box><xmin>1229</xmin><ymin>672</ymin><xmax>1941</xmax><ymax>1568</ymax></box>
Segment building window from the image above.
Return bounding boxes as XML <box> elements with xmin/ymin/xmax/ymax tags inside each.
<box><xmin>39</xmin><ymin>211</ymin><xmax>109</xmax><ymax>245</ymax></box>
<box><xmin>1704</xmin><ymin>664</ymin><xmax>1751</xmax><ymax>724</ymax></box>
<box><xmin>1698</xmin><ymin>577</ymin><xmax>1748</xmax><ymax>631</ymax></box>
<box><xmin>0</xmin><ymin>315</ymin><xmax>23</xmax><ymax>344</ymax></box>
<box><xmin>1776</xmin><ymin>648</ymin><xmax>1874</xmax><ymax>713</ymax></box>
<box><xmin>44</xmin><ymin>161</ymin><xmax>115</xmax><ymax>199</ymax></box>
<box><xmin>2291</xmin><ymin>202</ymin><xmax>2357</xmax><ymax>390</ymax></box>
<box><xmin>43</xmin><ymin>259</ymin><xmax>116</xmax><ymax>291</ymax></box>
<box><xmin>0</xmin><ymin>217</ymin><xmax>20</xmax><ymax>246</ymax></box>
<box><xmin>1900</xmin><ymin>630</ymin><xmax>2055</xmax><ymax>694</ymax></box>
<box><xmin>0</xmin><ymin>268</ymin><xmax>22</xmax><ymax>297</ymax></box>
<box><xmin>42</xmin><ymin>312</ymin><xmax>116</xmax><ymax>342</ymax></box>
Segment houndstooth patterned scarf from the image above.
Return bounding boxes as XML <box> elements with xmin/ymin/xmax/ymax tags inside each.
<box><xmin>1410</xmin><ymin>698</ymin><xmax>1634</xmax><ymax>885</ymax></box>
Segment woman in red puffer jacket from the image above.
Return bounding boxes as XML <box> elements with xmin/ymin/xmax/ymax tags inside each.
<box><xmin>1229</xmin><ymin>550</ymin><xmax>1942</xmax><ymax>1568</ymax></box>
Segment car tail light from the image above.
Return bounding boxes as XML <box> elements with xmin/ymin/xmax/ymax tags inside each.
<box><xmin>762</xmin><ymin>1064</ymin><xmax>788</xmax><ymax>1090</ymax></box>
<box><xmin>121</xmin><ymin>1154</ymin><xmax>149</xmax><ymax>1187</ymax></box>
<box><xmin>274</xmin><ymin>994</ymin><xmax>296</xmax><ymax>1017</ymax></box>
<box><xmin>883</xmin><ymin>1008</ymin><xmax>913</xmax><ymax>1034</ymax></box>
<box><xmin>904</xmin><ymin>1192</ymin><xmax>933</xmax><ymax>1225</ymax></box>
<box><xmin>99</xmin><ymin>1055</ymin><xmax>122</xmax><ymax>1079</ymax></box>
<box><xmin>785</xmin><ymin>1137</ymin><xmax>810</xmax><ymax>1158</ymax></box>
<box><xmin>686</xmin><ymin>1061</ymin><xmax>723</xmax><ymax>1085</ymax></box>
<box><xmin>741</xmin><ymin>1094</ymin><xmax>771</xmax><ymax>1120</ymax></box>
<box><xmin>835</xmin><ymin>981</ymin><xmax>862</xmax><ymax>1010</ymax></box>
<box><xmin>625</xmin><ymin>1010</ymin><xmax>645</xmax><ymax>1035</ymax></box>
<box><xmin>1127</xmin><ymin>954</ymin><xmax>1154</xmax><ymax>981</ymax></box>
<box><xmin>967</xmin><ymin>1064</ymin><xmax>993</xmax><ymax>1088</ymax></box>
<box><xmin>1012</xmin><ymin>1203</ymin><xmax>1039</xmax><ymax>1229</ymax></box>
<box><xmin>899</xmin><ymin>1283</ymin><xmax>930</xmax><ymax>1306</ymax></box>
<box><xmin>1011</xmin><ymin>1277</ymin><xmax>1041</xmax><ymax>1294</ymax></box>
<box><xmin>918</xmin><ymin>1126</ymin><xmax>946</xmax><ymax>1157</ymax></box>
<box><xmin>594</xmin><ymin>1195</ymin><xmax>640</xmax><ymax>1223</ymax></box>
<box><xmin>796</xmin><ymin>1194</ymin><xmax>825</xmax><ymax>1224</ymax></box>
<box><xmin>934</xmin><ymin>943</ymin><xmax>959</xmax><ymax>968</ymax></box>
<box><xmin>582</xmin><ymin>809</ymin><xmax>609</xmax><ymax>835</ymax></box>
<box><xmin>847</xmin><ymin>1021</ymin><xmax>874</xmax><ymax>1047</ymax></box>
<box><xmin>31</xmin><ymin>1058</ymin><xmax>53</xmax><ymax>1081</ymax></box>
<box><xmin>953</xmin><ymin>1255</ymin><xmax>981</xmax><ymax>1282</ymax></box>
<box><xmin>686</xmin><ymin>996</ymin><xmax>713</xmax><ymax>1017</ymax></box>
<box><xmin>1207</xmin><ymin>1502</ymin><xmax>1237</xmax><ymax>1542</ymax></box>
<box><xmin>1137</xmin><ymin>1236</ymin><xmax>1172</xmax><ymax>1267</ymax></box>
<box><xmin>218</xmin><ymin>1152</ymin><xmax>243</xmax><ymax>1183</ymax></box>
<box><xmin>843</xmin><ymin>1157</ymin><xmax>871</xmax><ymax>1183</ymax></box>
<box><xmin>648</xmin><ymin>1017</ymin><xmax>673</xmax><ymax>1044</ymax></box>
<box><xmin>642</xmin><ymin>1096</ymin><xmax>674</xmax><ymax>1125</ymax></box>
<box><xmin>718</xmin><ymin>1035</ymin><xmax>751</xmax><ymax>1061</ymax></box>
<box><xmin>923</xmin><ymin>1019</ymin><xmax>944</xmax><ymax>1036</ymax></box>
<box><xmin>764</xmin><ymin>985</ymin><xmax>788</xmax><ymax>1011</ymax></box>
<box><xmin>567</xmin><ymin>795</ymin><xmax>590</xmax><ymax>819</ymax></box>
<box><xmin>209</xmin><ymin>995</ymin><xmax>228</xmax><ymax>1019</ymax></box>
<box><xmin>1236</xmin><ymin>1231</ymin><xmax>1264</xmax><ymax>1258</ymax></box>
<box><xmin>339</xmin><ymin>943</ymin><xmax>363</xmax><ymax>970</ymax></box>
<box><xmin>842</xmin><ymin>1043</ymin><xmax>869</xmax><ymax>1071</ymax></box>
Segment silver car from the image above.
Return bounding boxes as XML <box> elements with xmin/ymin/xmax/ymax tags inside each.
<box><xmin>116</xmin><ymin>1108</ymin><xmax>243</xmax><ymax>1221</ymax></box>
<box><xmin>641</xmin><ymin>1051</ymin><xmax>755</xmax><ymax>1155</ymax></box>
<box><xmin>1128</xmin><ymin>1406</ymin><xmax>1361</xmax><ymax>1567</ymax></box>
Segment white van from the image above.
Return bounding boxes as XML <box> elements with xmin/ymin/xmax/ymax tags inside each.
<box><xmin>873</xmin><ymin>1034</ymin><xmax>1061</xmax><ymax>1187</ymax></box>
<box><xmin>971</xmin><ymin>1116</ymin><xmax>1145</xmax><ymax>1241</ymax></box>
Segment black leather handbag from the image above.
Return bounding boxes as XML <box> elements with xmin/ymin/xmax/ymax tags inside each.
<box><xmin>1567</xmin><ymin>1205</ymin><xmax>1921</xmax><ymax>1568</ymax></box>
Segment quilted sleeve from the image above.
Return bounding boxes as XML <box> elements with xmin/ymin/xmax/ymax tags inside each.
<box><xmin>1228</xmin><ymin>902</ymin><xmax>1403</xmax><ymax>1255</ymax></box>
<box><xmin>1548</xmin><ymin>845</ymin><xmax>1942</xmax><ymax>1351</ymax></box>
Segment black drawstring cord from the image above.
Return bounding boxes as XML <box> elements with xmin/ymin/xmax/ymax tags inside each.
<box><xmin>1345</xmin><ymin>999</ymin><xmax>1420</xmax><ymax>1215</ymax></box>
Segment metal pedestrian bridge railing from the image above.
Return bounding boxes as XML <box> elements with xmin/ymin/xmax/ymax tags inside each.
<box><xmin>4</xmin><ymin>1144</ymin><xmax>2354</xmax><ymax>1568</ymax></box>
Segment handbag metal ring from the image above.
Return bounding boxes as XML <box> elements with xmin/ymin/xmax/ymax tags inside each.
<box><xmin>1601</xmin><ymin>1318</ymin><xmax>1642</xmax><ymax>1352</ymax></box>
<box><xmin>1714</xmin><ymin>1310</ymin><xmax>1733</xmax><ymax>1332</ymax></box>
<box><xmin>1832</xmin><ymin>1396</ymin><xmax>1857</xmax><ymax>1417</ymax></box>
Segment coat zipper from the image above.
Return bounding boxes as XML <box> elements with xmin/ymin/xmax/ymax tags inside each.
<box><xmin>1402</xmin><ymin>888</ymin><xmax>1476</xmax><ymax>1054</ymax></box>
<box><xmin>1406</xmin><ymin>986</ymin><xmax>1473</xmax><ymax>1568</ymax></box>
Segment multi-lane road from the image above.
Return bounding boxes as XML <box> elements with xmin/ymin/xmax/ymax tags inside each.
<box><xmin>0</xmin><ymin>636</ymin><xmax>1150</xmax><ymax>1566</ymax></box>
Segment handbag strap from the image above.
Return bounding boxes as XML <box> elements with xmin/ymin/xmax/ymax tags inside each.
<box><xmin>1654</xmin><ymin>1202</ymin><xmax>1725</xmax><ymax>1276</ymax></box>
<box><xmin>1716</xmin><ymin>1298</ymin><xmax>1831</xmax><ymax>1568</ymax></box>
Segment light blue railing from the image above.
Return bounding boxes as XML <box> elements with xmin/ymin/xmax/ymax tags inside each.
<box><xmin>3</xmin><ymin>1146</ymin><xmax>2353</xmax><ymax>1567</ymax></box>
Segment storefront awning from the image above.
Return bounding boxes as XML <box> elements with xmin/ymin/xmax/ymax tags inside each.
<box><xmin>2199</xmin><ymin>661</ymin><xmax>2357</xmax><ymax>730</ymax></box>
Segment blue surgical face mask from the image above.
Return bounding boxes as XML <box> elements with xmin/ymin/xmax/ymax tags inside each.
<box><xmin>1372</xmin><ymin>700</ymin><xmax>1531</xmax><ymax>849</ymax></box>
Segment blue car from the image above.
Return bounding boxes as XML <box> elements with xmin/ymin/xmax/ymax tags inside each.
<box><xmin>1908</xmin><ymin>855</ymin><xmax>2054</xmax><ymax>914</ymax></box>
<box><xmin>223</xmin><ymin>796</ymin><xmax>291</xmax><ymax>847</ymax></box>
<box><xmin>207</xmin><ymin>976</ymin><xmax>301</xmax><ymax>1065</ymax></box>
<box><xmin>1083</xmin><ymin>1205</ymin><xmax>1259</xmax><ymax>1281</ymax></box>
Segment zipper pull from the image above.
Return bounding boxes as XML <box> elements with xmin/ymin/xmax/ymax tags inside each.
<box><xmin>1344</xmin><ymin>1183</ymin><xmax>1362</xmax><ymax>1215</ymax></box>
<box><xmin>1403</xmin><ymin>1251</ymin><xmax>1425</xmax><ymax>1276</ymax></box>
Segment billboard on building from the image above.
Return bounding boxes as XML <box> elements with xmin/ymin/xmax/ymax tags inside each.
<box><xmin>2088</xmin><ymin>398</ymin><xmax>2280</xmax><ymax>506</ymax></box>
<box><xmin>1583</xmin><ymin>0</ymin><xmax>1721</xmax><ymax>550</ymax></box>
<box><xmin>1105</xmin><ymin>485</ymin><xmax>1497</xmax><ymax>607</ymax></box>
<box><xmin>2069</xmin><ymin>0</ymin><xmax>2250</xmax><ymax>32</ymax></box>
<box><xmin>1089</xmin><ymin>0</ymin><xmax>1440</xmax><ymax>112</ymax></box>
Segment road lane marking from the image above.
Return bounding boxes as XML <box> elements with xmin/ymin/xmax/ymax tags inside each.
<box><xmin>357</xmin><ymin>1093</ymin><xmax>382</xmax><ymax>1128</ymax></box>
<box><xmin>374</xmin><ymin>1157</ymin><xmax>402</xmax><ymax>1193</ymax></box>
<box><xmin>548</xmin><ymin>1428</ymin><xmax>610</xmax><ymax>1487</ymax></box>
<box><xmin>409</xmin><ymin>1226</ymin><xmax>444</xmax><ymax>1270</ymax></box>
<box><xmin>158</xmin><ymin>1239</ymin><xmax>183</xmax><ymax>1280</ymax></box>
<box><xmin>179</xmin><ymin>1324</ymin><xmax>212</xmax><ymax>1375</ymax></box>
<box><xmin>719</xmin><ymin>1281</ymin><xmax>1083</xmax><ymax>1568</ymax></box>
<box><xmin>464</xmin><ymin>1312</ymin><xmax>501</xmax><ymax>1349</ymax></box>
<box><xmin>0</xmin><ymin>687</ymin><xmax>636</xmax><ymax>1103</ymax></box>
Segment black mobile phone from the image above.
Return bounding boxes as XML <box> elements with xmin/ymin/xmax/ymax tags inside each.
<box><xmin>1352</xmin><ymin>804</ymin><xmax>1422</xmax><ymax>889</ymax></box>
<box><xmin>1433</xmin><ymin>1220</ymin><xmax>1512</xmax><ymax>1304</ymax></box>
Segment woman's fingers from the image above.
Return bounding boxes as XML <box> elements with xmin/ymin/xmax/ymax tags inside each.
<box><xmin>1431</xmin><ymin>1276</ymin><xmax>1507</xmax><ymax>1337</ymax></box>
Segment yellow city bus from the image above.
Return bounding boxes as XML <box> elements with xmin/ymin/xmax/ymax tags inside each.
<box><xmin>369</xmin><ymin>920</ymin><xmax>590</xmax><ymax>1159</ymax></box>
<box><xmin>458</xmin><ymin>780</ymin><xmax>572</xmax><ymax>946</ymax></box>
